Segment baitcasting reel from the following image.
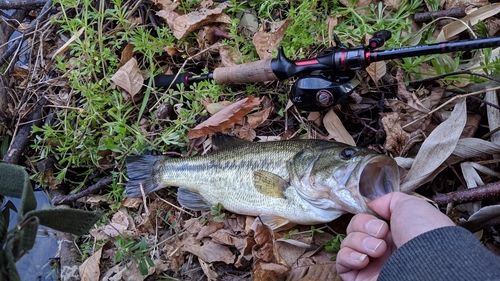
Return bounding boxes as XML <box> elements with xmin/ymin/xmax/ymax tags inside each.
<box><xmin>289</xmin><ymin>30</ymin><xmax>392</xmax><ymax>111</ymax></box>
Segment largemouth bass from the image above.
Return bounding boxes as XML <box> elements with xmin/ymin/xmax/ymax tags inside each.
<box><xmin>125</xmin><ymin>135</ymin><xmax>400</xmax><ymax>229</ymax></box>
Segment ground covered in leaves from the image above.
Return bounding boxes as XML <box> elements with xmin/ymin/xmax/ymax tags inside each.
<box><xmin>1</xmin><ymin>0</ymin><xmax>500</xmax><ymax>280</ymax></box>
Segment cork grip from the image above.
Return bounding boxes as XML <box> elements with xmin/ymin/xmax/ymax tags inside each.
<box><xmin>212</xmin><ymin>59</ymin><xmax>278</xmax><ymax>84</ymax></box>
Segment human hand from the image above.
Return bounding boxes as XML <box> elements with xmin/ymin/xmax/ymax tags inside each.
<box><xmin>336</xmin><ymin>192</ymin><xmax>455</xmax><ymax>281</ymax></box>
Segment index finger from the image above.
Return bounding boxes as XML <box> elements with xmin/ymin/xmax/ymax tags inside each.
<box><xmin>346</xmin><ymin>214</ymin><xmax>389</xmax><ymax>238</ymax></box>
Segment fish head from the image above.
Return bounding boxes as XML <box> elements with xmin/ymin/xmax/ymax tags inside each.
<box><xmin>289</xmin><ymin>142</ymin><xmax>400</xmax><ymax>216</ymax></box>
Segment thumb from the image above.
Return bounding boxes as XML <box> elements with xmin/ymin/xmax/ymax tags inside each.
<box><xmin>366</xmin><ymin>192</ymin><xmax>412</xmax><ymax>220</ymax></box>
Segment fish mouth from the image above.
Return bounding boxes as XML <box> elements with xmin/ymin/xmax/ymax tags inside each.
<box><xmin>358</xmin><ymin>155</ymin><xmax>400</xmax><ymax>201</ymax></box>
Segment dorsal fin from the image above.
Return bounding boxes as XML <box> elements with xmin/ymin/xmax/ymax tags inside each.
<box><xmin>253</xmin><ymin>170</ymin><xmax>287</xmax><ymax>199</ymax></box>
<box><xmin>211</xmin><ymin>133</ymin><xmax>251</xmax><ymax>151</ymax></box>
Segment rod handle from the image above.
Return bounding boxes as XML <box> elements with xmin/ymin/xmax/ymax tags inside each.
<box><xmin>212</xmin><ymin>59</ymin><xmax>278</xmax><ymax>84</ymax></box>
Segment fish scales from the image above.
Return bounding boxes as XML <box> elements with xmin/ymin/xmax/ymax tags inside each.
<box><xmin>152</xmin><ymin>140</ymin><xmax>319</xmax><ymax>220</ymax></box>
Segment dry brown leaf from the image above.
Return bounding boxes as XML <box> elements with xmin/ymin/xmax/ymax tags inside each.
<box><xmin>90</xmin><ymin>210</ymin><xmax>135</xmax><ymax>240</ymax></box>
<box><xmin>110</xmin><ymin>58</ymin><xmax>144</xmax><ymax>101</ymax></box>
<box><xmin>213</xmin><ymin>42</ymin><xmax>244</xmax><ymax>67</ymax></box>
<box><xmin>485</xmin><ymin>90</ymin><xmax>500</xmax><ymax>145</ymax></box>
<box><xmin>236</xmin><ymin>123</ymin><xmax>257</xmax><ymax>141</ymax></box>
<box><xmin>437</xmin><ymin>3</ymin><xmax>500</xmax><ymax>42</ymax></box>
<box><xmin>157</xmin><ymin>2</ymin><xmax>231</xmax><ymax>39</ymax></box>
<box><xmin>50</xmin><ymin>27</ymin><xmax>85</xmax><ymax>63</ymax></box>
<box><xmin>239</xmin><ymin>11</ymin><xmax>259</xmax><ymax>35</ymax></box>
<box><xmin>182</xmin><ymin>236</ymin><xmax>236</xmax><ymax>264</ymax></box>
<box><xmin>460</xmin><ymin>162</ymin><xmax>488</xmax><ymax>215</ymax></box>
<box><xmin>196</xmin><ymin>221</ymin><xmax>225</xmax><ymax>240</ymax></box>
<box><xmin>199</xmin><ymin>259</ymin><xmax>218</xmax><ymax>281</ymax></box>
<box><xmin>385</xmin><ymin>70</ymin><xmax>444</xmax><ymax>133</ymax></box>
<box><xmin>252</xmin><ymin>223</ymin><xmax>290</xmax><ymax>280</ymax></box>
<box><xmin>252</xmin><ymin>18</ymin><xmax>293</xmax><ymax>60</ymax></box>
<box><xmin>187</xmin><ymin>96</ymin><xmax>261</xmax><ymax>139</ymax></box>
<box><xmin>76</xmin><ymin>194</ymin><xmax>107</xmax><ymax>207</ymax></box>
<box><xmin>308</xmin><ymin>111</ymin><xmax>322</xmax><ymax>127</ymax></box>
<box><xmin>253</xmin><ymin>261</ymin><xmax>290</xmax><ymax>281</ymax></box>
<box><xmin>485</xmin><ymin>17</ymin><xmax>500</xmax><ymax>36</ymax></box>
<box><xmin>200</xmin><ymin>0</ymin><xmax>214</xmax><ymax>9</ymax></box>
<box><xmin>384</xmin><ymin>0</ymin><xmax>403</xmax><ymax>9</ymax></box>
<box><xmin>381</xmin><ymin>112</ymin><xmax>411</xmax><ymax>156</ymax></box>
<box><xmin>285</xmin><ymin>248</ymin><xmax>338</xmax><ymax>281</ymax></box>
<box><xmin>459</xmin><ymin>205</ymin><xmax>500</xmax><ymax>233</ymax></box>
<box><xmin>323</xmin><ymin>109</ymin><xmax>356</xmax><ymax>146</ymax></box>
<box><xmin>153</xmin><ymin>0</ymin><xmax>180</xmax><ymax>10</ymax></box>
<box><xmin>163</xmin><ymin>45</ymin><xmax>184</xmax><ymax>57</ymax></box>
<box><xmin>339</xmin><ymin>0</ymin><xmax>373</xmax><ymax>12</ymax></box>
<box><xmin>325</xmin><ymin>16</ymin><xmax>340</xmax><ymax>46</ymax></box>
<box><xmin>247</xmin><ymin>107</ymin><xmax>273</xmax><ymax>128</ymax></box>
<box><xmin>121</xmin><ymin>260</ymin><xmax>154</xmax><ymax>280</ymax></box>
<box><xmin>79</xmin><ymin>245</ymin><xmax>103</xmax><ymax>281</ymax></box>
<box><xmin>401</xmin><ymin>98</ymin><xmax>467</xmax><ymax>192</ymax></box>
<box><xmin>185</xmin><ymin>217</ymin><xmax>205</xmax><ymax>235</ymax></box>
<box><xmin>366</xmin><ymin>61</ymin><xmax>386</xmax><ymax>84</ymax></box>
<box><xmin>103</xmin><ymin>210</ymin><xmax>133</xmax><ymax>237</ymax></box>
<box><xmin>395</xmin><ymin>69</ymin><xmax>429</xmax><ymax>113</ymax></box>
<box><xmin>119</xmin><ymin>43</ymin><xmax>135</xmax><ymax>67</ymax></box>
<box><xmin>252</xmin><ymin>222</ymin><xmax>277</xmax><ymax>262</ymax></box>
<box><xmin>206</xmin><ymin>102</ymin><xmax>230</xmax><ymax>114</ymax></box>
<box><xmin>121</xmin><ymin>197</ymin><xmax>143</xmax><ymax>209</ymax></box>
<box><xmin>452</xmin><ymin>138</ymin><xmax>500</xmax><ymax>158</ymax></box>
<box><xmin>443</xmin><ymin>0</ymin><xmax>488</xmax><ymax>10</ymax></box>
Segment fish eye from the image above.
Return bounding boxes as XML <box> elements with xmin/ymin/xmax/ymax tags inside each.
<box><xmin>340</xmin><ymin>148</ymin><xmax>355</xmax><ymax>159</ymax></box>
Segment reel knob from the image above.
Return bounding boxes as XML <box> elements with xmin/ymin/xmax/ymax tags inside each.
<box><xmin>316</xmin><ymin>90</ymin><xmax>334</xmax><ymax>107</ymax></box>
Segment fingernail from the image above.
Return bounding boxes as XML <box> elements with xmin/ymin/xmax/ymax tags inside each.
<box><xmin>366</xmin><ymin>220</ymin><xmax>384</xmax><ymax>236</ymax></box>
<box><xmin>350</xmin><ymin>251</ymin><xmax>367</xmax><ymax>262</ymax></box>
<box><xmin>363</xmin><ymin>237</ymin><xmax>383</xmax><ymax>252</ymax></box>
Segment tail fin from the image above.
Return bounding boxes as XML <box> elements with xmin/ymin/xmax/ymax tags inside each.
<box><xmin>125</xmin><ymin>155</ymin><xmax>166</xmax><ymax>198</ymax></box>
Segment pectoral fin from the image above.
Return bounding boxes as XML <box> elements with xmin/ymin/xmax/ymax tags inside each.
<box><xmin>177</xmin><ymin>187</ymin><xmax>212</xmax><ymax>211</ymax></box>
<box><xmin>259</xmin><ymin>214</ymin><xmax>295</xmax><ymax>230</ymax></box>
<box><xmin>253</xmin><ymin>170</ymin><xmax>288</xmax><ymax>199</ymax></box>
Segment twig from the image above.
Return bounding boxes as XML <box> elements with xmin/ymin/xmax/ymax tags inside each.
<box><xmin>408</xmin><ymin>70</ymin><xmax>500</xmax><ymax>86</ymax></box>
<box><xmin>52</xmin><ymin>177</ymin><xmax>112</xmax><ymax>205</ymax></box>
<box><xmin>0</xmin><ymin>0</ymin><xmax>48</xmax><ymax>9</ymax></box>
<box><xmin>432</xmin><ymin>180</ymin><xmax>500</xmax><ymax>206</ymax></box>
<box><xmin>140</xmin><ymin>183</ymin><xmax>150</xmax><ymax>216</ymax></box>
<box><xmin>158</xmin><ymin>197</ymin><xmax>195</xmax><ymax>216</ymax></box>
<box><xmin>414</xmin><ymin>6</ymin><xmax>469</xmax><ymax>23</ymax></box>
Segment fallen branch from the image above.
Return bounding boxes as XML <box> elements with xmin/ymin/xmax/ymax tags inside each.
<box><xmin>2</xmin><ymin>98</ymin><xmax>46</xmax><ymax>164</ymax></box>
<box><xmin>414</xmin><ymin>6</ymin><xmax>469</xmax><ymax>23</ymax></box>
<box><xmin>432</xmin><ymin>180</ymin><xmax>500</xmax><ymax>205</ymax></box>
<box><xmin>53</xmin><ymin>177</ymin><xmax>112</xmax><ymax>206</ymax></box>
<box><xmin>0</xmin><ymin>0</ymin><xmax>47</xmax><ymax>9</ymax></box>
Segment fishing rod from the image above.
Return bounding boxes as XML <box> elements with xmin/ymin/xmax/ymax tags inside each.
<box><xmin>152</xmin><ymin>30</ymin><xmax>500</xmax><ymax>111</ymax></box>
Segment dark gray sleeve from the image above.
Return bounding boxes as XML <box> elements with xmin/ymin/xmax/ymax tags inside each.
<box><xmin>378</xmin><ymin>226</ymin><xmax>500</xmax><ymax>281</ymax></box>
